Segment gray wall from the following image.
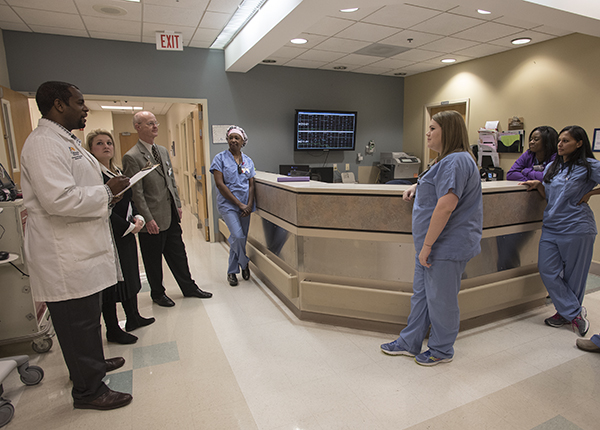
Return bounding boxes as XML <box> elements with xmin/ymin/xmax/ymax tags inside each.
<box><xmin>3</xmin><ymin>30</ymin><xmax>404</xmax><ymax>235</ymax></box>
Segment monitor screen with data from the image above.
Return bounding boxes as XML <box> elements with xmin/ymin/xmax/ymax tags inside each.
<box><xmin>294</xmin><ymin>110</ymin><xmax>357</xmax><ymax>151</ymax></box>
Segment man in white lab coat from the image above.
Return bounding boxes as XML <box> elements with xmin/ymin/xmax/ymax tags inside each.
<box><xmin>20</xmin><ymin>81</ymin><xmax>132</xmax><ymax>410</ymax></box>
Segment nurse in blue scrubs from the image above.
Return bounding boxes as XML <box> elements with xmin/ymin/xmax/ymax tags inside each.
<box><xmin>381</xmin><ymin>111</ymin><xmax>483</xmax><ymax>366</ymax></box>
<box><xmin>210</xmin><ymin>126</ymin><xmax>256</xmax><ymax>286</ymax></box>
<box><xmin>521</xmin><ymin>125</ymin><xmax>600</xmax><ymax>337</ymax></box>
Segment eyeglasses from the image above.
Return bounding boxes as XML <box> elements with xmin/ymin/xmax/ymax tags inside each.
<box><xmin>146</xmin><ymin>122</ymin><xmax>160</xmax><ymax>127</ymax></box>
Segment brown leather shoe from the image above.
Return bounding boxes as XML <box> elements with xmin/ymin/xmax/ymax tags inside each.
<box><xmin>576</xmin><ymin>338</ymin><xmax>600</xmax><ymax>353</ymax></box>
<box><xmin>105</xmin><ymin>357</ymin><xmax>125</xmax><ymax>372</ymax></box>
<box><xmin>73</xmin><ymin>389</ymin><xmax>132</xmax><ymax>410</ymax></box>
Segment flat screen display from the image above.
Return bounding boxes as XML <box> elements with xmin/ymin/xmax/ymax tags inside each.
<box><xmin>295</xmin><ymin>110</ymin><xmax>357</xmax><ymax>151</ymax></box>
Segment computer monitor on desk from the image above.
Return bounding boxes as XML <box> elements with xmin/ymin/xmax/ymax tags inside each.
<box><xmin>309</xmin><ymin>167</ymin><xmax>334</xmax><ymax>183</ymax></box>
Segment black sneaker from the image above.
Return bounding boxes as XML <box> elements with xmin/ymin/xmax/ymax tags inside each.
<box><xmin>227</xmin><ymin>273</ymin><xmax>238</xmax><ymax>286</ymax></box>
<box><xmin>242</xmin><ymin>265</ymin><xmax>250</xmax><ymax>280</ymax></box>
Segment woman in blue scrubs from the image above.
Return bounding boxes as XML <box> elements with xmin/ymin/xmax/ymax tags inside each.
<box><xmin>210</xmin><ymin>126</ymin><xmax>256</xmax><ymax>286</ymax></box>
<box><xmin>521</xmin><ymin>126</ymin><xmax>600</xmax><ymax>337</ymax></box>
<box><xmin>381</xmin><ymin>111</ymin><xmax>483</xmax><ymax>366</ymax></box>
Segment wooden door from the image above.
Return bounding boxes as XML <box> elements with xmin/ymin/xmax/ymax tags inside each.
<box><xmin>192</xmin><ymin>104</ymin><xmax>210</xmax><ymax>241</ymax></box>
<box><xmin>0</xmin><ymin>86</ymin><xmax>33</xmax><ymax>188</ymax></box>
<box><xmin>119</xmin><ymin>132</ymin><xmax>139</xmax><ymax>158</ymax></box>
<box><xmin>427</xmin><ymin>103</ymin><xmax>467</xmax><ymax>162</ymax></box>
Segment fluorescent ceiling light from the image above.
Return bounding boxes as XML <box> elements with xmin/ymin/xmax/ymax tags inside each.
<box><xmin>291</xmin><ymin>38</ymin><xmax>308</xmax><ymax>44</ymax></box>
<box><xmin>101</xmin><ymin>106</ymin><xmax>143</xmax><ymax>110</ymax></box>
<box><xmin>477</xmin><ymin>9</ymin><xmax>492</xmax><ymax>14</ymax></box>
<box><xmin>523</xmin><ymin>0</ymin><xmax>600</xmax><ymax>21</ymax></box>
<box><xmin>340</xmin><ymin>8</ymin><xmax>359</xmax><ymax>13</ymax></box>
<box><xmin>123</xmin><ymin>0</ymin><xmax>140</xmax><ymax>3</ymax></box>
<box><xmin>210</xmin><ymin>0</ymin><xmax>269</xmax><ymax>49</ymax></box>
<box><xmin>511</xmin><ymin>37</ymin><xmax>532</xmax><ymax>45</ymax></box>
<box><xmin>441</xmin><ymin>58</ymin><xmax>456</xmax><ymax>63</ymax></box>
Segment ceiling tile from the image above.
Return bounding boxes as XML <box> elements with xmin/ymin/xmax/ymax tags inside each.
<box><xmin>285</xmin><ymin>58</ymin><xmax>329</xmax><ymax>69</ymax></box>
<box><xmin>314</xmin><ymin>37</ymin><xmax>371</xmax><ymax>53</ymax></box>
<box><xmin>8</xmin><ymin>0</ymin><xmax>76</xmax><ymax>13</ymax></box>
<box><xmin>334</xmin><ymin>53</ymin><xmax>381</xmax><ymax>66</ymax></box>
<box><xmin>199</xmin><ymin>11</ymin><xmax>230</xmax><ymax>30</ymax></box>
<box><xmin>492</xmin><ymin>15</ymin><xmax>539</xmax><ymax>29</ymax></box>
<box><xmin>403</xmin><ymin>62</ymin><xmax>444</xmax><ymax>72</ymax></box>
<box><xmin>361</xmin><ymin>4</ymin><xmax>441</xmax><ymax>29</ymax></box>
<box><xmin>420</xmin><ymin>36</ymin><xmax>479</xmax><ymax>53</ymax></box>
<box><xmin>319</xmin><ymin>63</ymin><xmax>362</xmax><ymax>72</ymax></box>
<box><xmin>448</xmin><ymin>5</ymin><xmax>499</xmax><ymax>20</ymax></box>
<box><xmin>29</xmin><ymin>25</ymin><xmax>88</xmax><ymax>37</ymax></box>
<box><xmin>305</xmin><ymin>16</ymin><xmax>354</xmax><ymax>37</ymax></box>
<box><xmin>143</xmin><ymin>4</ymin><xmax>203</xmax><ymax>27</ymax></box>
<box><xmin>410</xmin><ymin>12</ymin><xmax>483</xmax><ymax>36</ymax></box>
<box><xmin>380</xmin><ymin>29</ymin><xmax>444</xmax><ymax>48</ymax></box>
<box><xmin>352</xmin><ymin>65</ymin><xmax>393</xmax><ymax>75</ymax></box>
<box><xmin>0</xmin><ymin>20</ymin><xmax>30</xmax><ymax>31</ymax></box>
<box><xmin>532</xmin><ymin>25</ymin><xmax>572</xmax><ymax>36</ymax></box>
<box><xmin>452</xmin><ymin>21</ymin><xmax>523</xmax><ymax>43</ymax></box>
<box><xmin>88</xmin><ymin>31</ymin><xmax>141</xmax><ymax>43</ymax></box>
<box><xmin>369</xmin><ymin>58</ymin><xmax>416</xmax><ymax>69</ymax></box>
<box><xmin>326</xmin><ymin>6</ymin><xmax>384</xmax><ymax>21</ymax></box>
<box><xmin>13</xmin><ymin>7</ymin><xmax>84</xmax><ymax>29</ymax></box>
<box><xmin>391</xmin><ymin>48</ymin><xmax>443</xmax><ymax>62</ymax></box>
<box><xmin>206</xmin><ymin>0</ymin><xmax>240</xmax><ymax>14</ymax></box>
<box><xmin>335</xmin><ymin>22</ymin><xmax>401</xmax><ymax>43</ymax></box>
<box><xmin>285</xmin><ymin>33</ymin><xmax>327</xmax><ymax>49</ymax></box>
<box><xmin>83</xmin><ymin>16</ymin><xmax>141</xmax><ymax>35</ymax></box>
<box><xmin>144</xmin><ymin>0</ymin><xmax>209</xmax><ymax>9</ymax></box>
<box><xmin>188</xmin><ymin>39</ymin><xmax>212</xmax><ymax>49</ymax></box>
<box><xmin>270</xmin><ymin>45</ymin><xmax>306</xmax><ymax>60</ymax></box>
<box><xmin>423</xmin><ymin>53</ymin><xmax>473</xmax><ymax>64</ymax></box>
<box><xmin>0</xmin><ymin>5</ymin><xmax>22</xmax><ymax>22</ymax></box>
<box><xmin>190</xmin><ymin>27</ymin><xmax>220</xmax><ymax>44</ymax></box>
<box><xmin>297</xmin><ymin>49</ymin><xmax>346</xmax><ymax>63</ymax></box>
<box><xmin>402</xmin><ymin>0</ymin><xmax>461</xmax><ymax>12</ymax></box>
<box><xmin>488</xmin><ymin>30</ymin><xmax>558</xmax><ymax>47</ymax></box>
<box><xmin>453</xmin><ymin>43</ymin><xmax>510</xmax><ymax>57</ymax></box>
<box><xmin>74</xmin><ymin>0</ymin><xmax>140</xmax><ymax>21</ymax></box>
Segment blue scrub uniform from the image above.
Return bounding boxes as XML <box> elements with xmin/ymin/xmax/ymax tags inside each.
<box><xmin>210</xmin><ymin>150</ymin><xmax>256</xmax><ymax>274</ymax></box>
<box><xmin>396</xmin><ymin>152</ymin><xmax>483</xmax><ymax>359</ymax></box>
<box><xmin>538</xmin><ymin>158</ymin><xmax>600</xmax><ymax>321</ymax></box>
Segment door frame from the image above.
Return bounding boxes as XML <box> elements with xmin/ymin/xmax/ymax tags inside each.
<box><xmin>423</xmin><ymin>98</ymin><xmax>470</xmax><ymax>169</ymax></box>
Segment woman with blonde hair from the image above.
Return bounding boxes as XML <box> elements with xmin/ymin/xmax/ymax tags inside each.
<box><xmin>381</xmin><ymin>111</ymin><xmax>483</xmax><ymax>366</ymax></box>
<box><xmin>86</xmin><ymin>129</ymin><xmax>155</xmax><ymax>344</ymax></box>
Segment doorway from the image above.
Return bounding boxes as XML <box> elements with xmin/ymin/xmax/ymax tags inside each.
<box><xmin>423</xmin><ymin>99</ymin><xmax>469</xmax><ymax>168</ymax></box>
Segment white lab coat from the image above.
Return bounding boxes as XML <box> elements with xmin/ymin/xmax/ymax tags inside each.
<box><xmin>20</xmin><ymin>119</ymin><xmax>117</xmax><ymax>302</ymax></box>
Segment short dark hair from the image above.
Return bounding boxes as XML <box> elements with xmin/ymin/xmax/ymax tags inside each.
<box><xmin>35</xmin><ymin>81</ymin><xmax>78</xmax><ymax>116</ymax></box>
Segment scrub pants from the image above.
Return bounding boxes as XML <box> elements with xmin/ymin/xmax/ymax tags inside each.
<box><xmin>538</xmin><ymin>231</ymin><xmax>595</xmax><ymax>321</ymax></box>
<box><xmin>221</xmin><ymin>209</ymin><xmax>251</xmax><ymax>274</ymax></box>
<box><xmin>591</xmin><ymin>334</ymin><xmax>600</xmax><ymax>348</ymax></box>
<box><xmin>396</xmin><ymin>256</ymin><xmax>468</xmax><ymax>359</ymax></box>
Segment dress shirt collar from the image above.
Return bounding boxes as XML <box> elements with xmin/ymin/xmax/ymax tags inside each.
<box><xmin>38</xmin><ymin>118</ymin><xmax>81</xmax><ymax>144</ymax></box>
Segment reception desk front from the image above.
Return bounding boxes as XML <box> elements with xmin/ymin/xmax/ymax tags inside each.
<box><xmin>218</xmin><ymin>172</ymin><xmax>548</xmax><ymax>333</ymax></box>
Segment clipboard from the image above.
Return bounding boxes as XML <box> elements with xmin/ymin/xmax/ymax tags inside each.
<box><xmin>115</xmin><ymin>164</ymin><xmax>158</xmax><ymax>197</ymax></box>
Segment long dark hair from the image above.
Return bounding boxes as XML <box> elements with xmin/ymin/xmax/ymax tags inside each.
<box><xmin>529</xmin><ymin>125</ymin><xmax>557</xmax><ymax>163</ymax></box>
<box><xmin>544</xmin><ymin>125</ymin><xmax>595</xmax><ymax>183</ymax></box>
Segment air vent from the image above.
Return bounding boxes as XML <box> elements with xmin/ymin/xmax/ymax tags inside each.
<box><xmin>354</xmin><ymin>43</ymin><xmax>410</xmax><ymax>58</ymax></box>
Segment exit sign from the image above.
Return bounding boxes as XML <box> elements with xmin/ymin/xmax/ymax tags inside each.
<box><xmin>156</xmin><ymin>32</ymin><xmax>183</xmax><ymax>51</ymax></box>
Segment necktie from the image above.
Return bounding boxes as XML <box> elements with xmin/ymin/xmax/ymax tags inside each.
<box><xmin>152</xmin><ymin>144</ymin><xmax>164</xmax><ymax>173</ymax></box>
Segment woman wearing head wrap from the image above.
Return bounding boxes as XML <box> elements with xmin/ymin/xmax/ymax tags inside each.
<box><xmin>210</xmin><ymin>126</ymin><xmax>256</xmax><ymax>286</ymax></box>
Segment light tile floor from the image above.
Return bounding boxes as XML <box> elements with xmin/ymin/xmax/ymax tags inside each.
<box><xmin>2</xmin><ymin>208</ymin><xmax>600</xmax><ymax>430</ymax></box>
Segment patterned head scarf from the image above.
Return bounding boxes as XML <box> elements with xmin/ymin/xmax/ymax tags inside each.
<box><xmin>226</xmin><ymin>125</ymin><xmax>248</xmax><ymax>147</ymax></box>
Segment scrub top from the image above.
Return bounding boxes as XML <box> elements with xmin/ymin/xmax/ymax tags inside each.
<box><xmin>210</xmin><ymin>150</ymin><xmax>256</xmax><ymax>213</ymax></box>
<box><xmin>412</xmin><ymin>151</ymin><xmax>483</xmax><ymax>261</ymax></box>
<box><xmin>542</xmin><ymin>158</ymin><xmax>600</xmax><ymax>235</ymax></box>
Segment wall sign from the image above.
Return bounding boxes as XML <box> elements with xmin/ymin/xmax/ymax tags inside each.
<box><xmin>156</xmin><ymin>32</ymin><xmax>183</xmax><ymax>51</ymax></box>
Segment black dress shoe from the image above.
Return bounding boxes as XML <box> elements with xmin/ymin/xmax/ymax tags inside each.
<box><xmin>152</xmin><ymin>294</ymin><xmax>175</xmax><ymax>307</ymax></box>
<box><xmin>241</xmin><ymin>265</ymin><xmax>250</xmax><ymax>280</ymax></box>
<box><xmin>125</xmin><ymin>316</ymin><xmax>156</xmax><ymax>332</ymax></box>
<box><xmin>105</xmin><ymin>357</ymin><xmax>125</xmax><ymax>372</ymax></box>
<box><xmin>73</xmin><ymin>389</ymin><xmax>132</xmax><ymax>410</ymax></box>
<box><xmin>227</xmin><ymin>273</ymin><xmax>238</xmax><ymax>286</ymax></box>
<box><xmin>106</xmin><ymin>330</ymin><xmax>138</xmax><ymax>345</ymax></box>
<box><xmin>183</xmin><ymin>287</ymin><xmax>213</xmax><ymax>299</ymax></box>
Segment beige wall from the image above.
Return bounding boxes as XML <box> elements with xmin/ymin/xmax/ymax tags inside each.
<box><xmin>0</xmin><ymin>31</ymin><xmax>10</xmax><ymax>88</ymax></box>
<box><xmin>404</xmin><ymin>33</ymin><xmax>600</xmax><ymax>170</ymax></box>
<box><xmin>403</xmin><ymin>32</ymin><xmax>600</xmax><ymax>261</ymax></box>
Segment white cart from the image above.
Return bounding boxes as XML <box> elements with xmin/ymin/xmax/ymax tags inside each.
<box><xmin>0</xmin><ymin>200</ymin><xmax>53</xmax><ymax>353</ymax></box>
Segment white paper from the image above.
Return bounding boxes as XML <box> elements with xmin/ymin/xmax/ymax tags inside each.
<box><xmin>116</xmin><ymin>164</ymin><xmax>158</xmax><ymax>197</ymax></box>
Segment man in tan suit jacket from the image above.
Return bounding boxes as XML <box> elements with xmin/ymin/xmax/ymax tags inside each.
<box><xmin>122</xmin><ymin>111</ymin><xmax>212</xmax><ymax>307</ymax></box>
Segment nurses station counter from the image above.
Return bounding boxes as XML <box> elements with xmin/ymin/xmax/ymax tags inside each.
<box><xmin>218</xmin><ymin>171</ymin><xmax>548</xmax><ymax>333</ymax></box>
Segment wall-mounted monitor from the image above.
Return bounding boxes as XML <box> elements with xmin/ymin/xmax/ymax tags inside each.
<box><xmin>295</xmin><ymin>109</ymin><xmax>357</xmax><ymax>151</ymax></box>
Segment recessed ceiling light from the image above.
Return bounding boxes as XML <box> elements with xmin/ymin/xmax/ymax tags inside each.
<box><xmin>441</xmin><ymin>58</ymin><xmax>456</xmax><ymax>63</ymax></box>
<box><xmin>511</xmin><ymin>37</ymin><xmax>532</xmax><ymax>45</ymax></box>
<box><xmin>333</xmin><ymin>66</ymin><xmax>347</xmax><ymax>70</ymax></box>
<box><xmin>92</xmin><ymin>4</ymin><xmax>127</xmax><ymax>16</ymax></box>
<box><xmin>477</xmin><ymin>9</ymin><xmax>492</xmax><ymax>14</ymax></box>
<box><xmin>394</xmin><ymin>72</ymin><xmax>407</xmax><ymax>76</ymax></box>
<box><xmin>291</xmin><ymin>38</ymin><xmax>308</xmax><ymax>44</ymax></box>
<box><xmin>340</xmin><ymin>8</ymin><xmax>359</xmax><ymax>13</ymax></box>
<box><xmin>262</xmin><ymin>59</ymin><xmax>276</xmax><ymax>63</ymax></box>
